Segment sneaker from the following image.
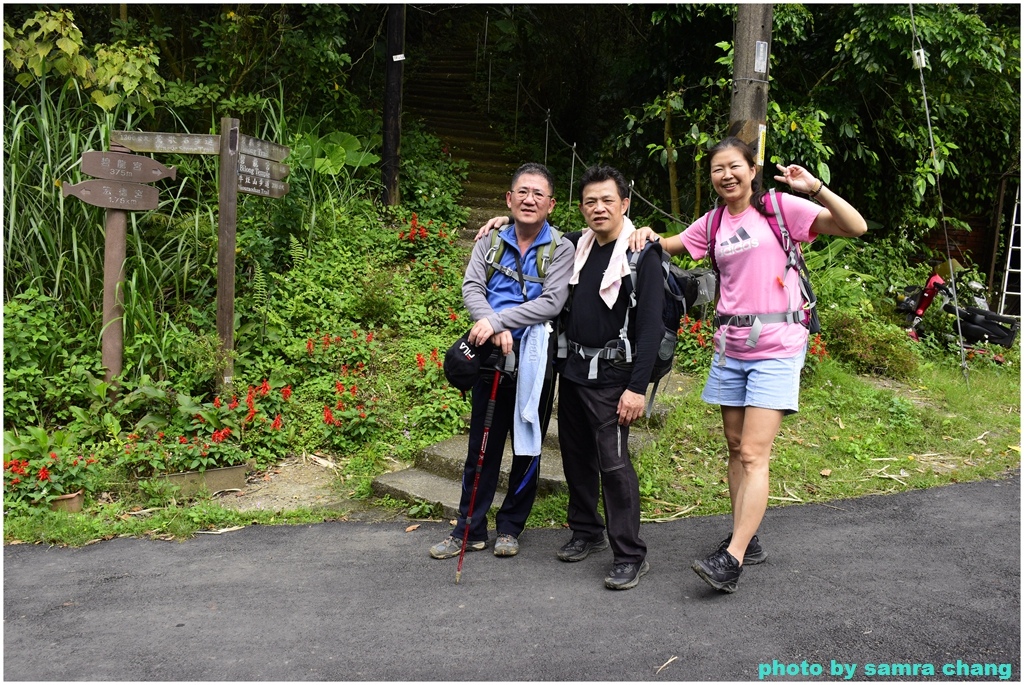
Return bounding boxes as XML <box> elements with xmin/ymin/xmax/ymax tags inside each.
<box><xmin>717</xmin><ymin>534</ymin><xmax>768</xmax><ymax>565</ymax></box>
<box><xmin>692</xmin><ymin>549</ymin><xmax>742</xmax><ymax>593</ymax></box>
<box><xmin>493</xmin><ymin>533</ymin><xmax>520</xmax><ymax>557</ymax></box>
<box><xmin>604</xmin><ymin>559</ymin><xmax>650</xmax><ymax>590</ymax></box>
<box><xmin>429</xmin><ymin>536</ymin><xmax>487</xmax><ymax>559</ymax></box>
<box><xmin>556</xmin><ymin>535</ymin><xmax>610</xmax><ymax>562</ymax></box>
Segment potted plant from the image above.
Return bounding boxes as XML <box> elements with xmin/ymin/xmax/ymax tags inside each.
<box><xmin>3</xmin><ymin>428</ymin><xmax>99</xmax><ymax>514</ymax></box>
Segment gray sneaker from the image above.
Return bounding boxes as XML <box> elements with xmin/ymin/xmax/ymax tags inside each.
<box><xmin>493</xmin><ymin>533</ymin><xmax>520</xmax><ymax>557</ymax></box>
<box><xmin>429</xmin><ymin>536</ymin><xmax>487</xmax><ymax>559</ymax></box>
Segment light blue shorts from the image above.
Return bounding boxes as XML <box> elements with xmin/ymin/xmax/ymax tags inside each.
<box><xmin>701</xmin><ymin>350</ymin><xmax>806</xmax><ymax>415</ymax></box>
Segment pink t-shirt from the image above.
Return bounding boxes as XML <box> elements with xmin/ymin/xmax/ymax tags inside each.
<box><xmin>679</xmin><ymin>194</ymin><xmax>821</xmax><ymax>359</ymax></box>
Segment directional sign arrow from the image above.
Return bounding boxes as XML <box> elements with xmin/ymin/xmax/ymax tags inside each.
<box><xmin>237</xmin><ymin>175</ymin><xmax>289</xmax><ymax>198</ymax></box>
<box><xmin>238</xmin><ymin>134</ymin><xmax>290</xmax><ymax>162</ymax></box>
<box><xmin>81</xmin><ymin>150</ymin><xmax>177</xmax><ymax>183</ymax></box>
<box><xmin>62</xmin><ymin>179</ymin><xmax>160</xmax><ymax>211</ymax></box>
<box><xmin>111</xmin><ymin>130</ymin><xmax>220</xmax><ymax>155</ymax></box>
<box><xmin>238</xmin><ymin>154</ymin><xmax>290</xmax><ymax>181</ymax></box>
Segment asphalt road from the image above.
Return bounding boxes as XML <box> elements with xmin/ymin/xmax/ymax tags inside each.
<box><xmin>4</xmin><ymin>473</ymin><xmax>1019</xmax><ymax>682</ymax></box>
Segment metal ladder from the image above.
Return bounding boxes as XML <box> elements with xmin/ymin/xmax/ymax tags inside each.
<box><xmin>998</xmin><ymin>187</ymin><xmax>1021</xmax><ymax>316</ymax></box>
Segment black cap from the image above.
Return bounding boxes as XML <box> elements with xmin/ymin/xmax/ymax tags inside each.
<box><xmin>443</xmin><ymin>333</ymin><xmax>495</xmax><ymax>391</ymax></box>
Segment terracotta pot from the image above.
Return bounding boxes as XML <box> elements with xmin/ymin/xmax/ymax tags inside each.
<box><xmin>50</xmin><ymin>489</ymin><xmax>85</xmax><ymax>513</ymax></box>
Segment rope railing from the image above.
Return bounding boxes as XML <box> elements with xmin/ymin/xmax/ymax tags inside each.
<box><xmin>514</xmin><ymin>74</ymin><xmax>684</xmax><ymax>223</ymax></box>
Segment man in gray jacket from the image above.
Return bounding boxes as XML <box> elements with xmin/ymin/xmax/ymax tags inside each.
<box><xmin>430</xmin><ymin>163</ymin><xmax>574</xmax><ymax>560</ymax></box>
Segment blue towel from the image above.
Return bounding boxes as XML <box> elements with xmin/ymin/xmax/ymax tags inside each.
<box><xmin>513</xmin><ymin>322</ymin><xmax>550</xmax><ymax>456</ymax></box>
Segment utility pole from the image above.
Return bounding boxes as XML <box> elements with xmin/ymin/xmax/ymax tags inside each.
<box><xmin>382</xmin><ymin>4</ymin><xmax>406</xmax><ymax>205</ymax></box>
<box><xmin>729</xmin><ymin>4</ymin><xmax>773</xmax><ymax>171</ymax></box>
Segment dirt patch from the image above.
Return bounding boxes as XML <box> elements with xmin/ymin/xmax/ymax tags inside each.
<box><xmin>214</xmin><ymin>456</ymin><xmax>403</xmax><ymax>522</ymax></box>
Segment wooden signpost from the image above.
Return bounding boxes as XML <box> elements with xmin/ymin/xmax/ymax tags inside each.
<box><xmin>62</xmin><ymin>147</ymin><xmax>176</xmax><ymax>388</ymax></box>
<box><xmin>64</xmin><ymin>119</ymin><xmax>290</xmax><ymax>394</ymax></box>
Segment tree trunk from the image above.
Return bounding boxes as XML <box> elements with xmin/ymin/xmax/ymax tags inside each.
<box><xmin>665</xmin><ymin>109</ymin><xmax>680</xmax><ymax>220</ymax></box>
<box><xmin>728</xmin><ymin>4</ymin><xmax>773</xmax><ymax>172</ymax></box>
<box><xmin>382</xmin><ymin>5</ymin><xmax>406</xmax><ymax>206</ymax></box>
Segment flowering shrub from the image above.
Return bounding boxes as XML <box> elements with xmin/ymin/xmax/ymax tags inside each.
<box><xmin>3</xmin><ymin>428</ymin><xmax>99</xmax><ymax>511</ymax></box>
<box><xmin>675</xmin><ymin>315</ymin><xmax>716</xmax><ymax>371</ymax></box>
<box><xmin>321</xmin><ymin>370</ymin><xmax>382</xmax><ymax>453</ymax></box>
<box><xmin>405</xmin><ymin>348</ymin><xmax>469</xmax><ymax>444</ymax></box>
<box><xmin>116</xmin><ymin>429</ymin><xmax>248</xmax><ymax>478</ymax></box>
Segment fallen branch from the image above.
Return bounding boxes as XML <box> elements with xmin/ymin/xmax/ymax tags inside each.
<box><xmin>195</xmin><ymin>526</ymin><xmax>246</xmax><ymax>535</ymax></box>
<box><xmin>656</xmin><ymin>656</ymin><xmax>679</xmax><ymax>675</ymax></box>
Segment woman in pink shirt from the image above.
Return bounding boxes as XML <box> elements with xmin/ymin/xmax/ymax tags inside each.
<box><xmin>632</xmin><ymin>137</ymin><xmax>867</xmax><ymax>593</ymax></box>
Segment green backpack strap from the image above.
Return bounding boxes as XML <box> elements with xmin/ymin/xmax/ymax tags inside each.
<box><xmin>485</xmin><ymin>225</ymin><xmax>563</xmax><ymax>284</ymax></box>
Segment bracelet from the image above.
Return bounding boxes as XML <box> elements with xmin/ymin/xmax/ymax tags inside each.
<box><xmin>652</xmin><ymin>234</ymin><xmax>660</xmax><ymax>243</ymax></box>
<box><xmin>809</xmin><ymin>180</ymin><xmax>826</xmax><ymax>198</ymax></box>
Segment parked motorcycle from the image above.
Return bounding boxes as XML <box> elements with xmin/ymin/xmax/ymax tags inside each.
<box><xmin>895</xmin><ymin>258</ymin><xmax>1018</xmax><ymax>350</ymax></box>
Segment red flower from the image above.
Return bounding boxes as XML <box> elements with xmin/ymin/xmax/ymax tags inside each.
<box><xmin>179</xmin><ymin>436</ymin><xmax>188</xmax><ymax>444</ymax></box>
<box><xmin>38</xmin><ymin>466</ymin><xmax>50</xmax><ymax>481</ymax></box>
<box><xmin>323</xmin><ymin>407</ymin><xmax>335</xmax><ymax>425</ymax></box>
<box><xmin>245</xmin><ymin>408</ymin><xmax>256</xmax><ymax>423</ymax></box>
<box><xmin>336</xmin><ymin>381</ymin><xmax>344</xmax><ymax>395</ymax></box>
<box><xmin>11</xmin><ymin>477</ymin><xmax>19</xmax><ymax>485</ymax></box>
<box><xmin>352</xmin><ymin>329</ymin><xmax>359</xmax><ymax>339</ymax></box>
<box><xmin>259</xmin><ymin>379</ymin><xmax>270</xmax><ymax>396</ymax></box>
<box><xmin>271</xmin><ymin>414</ymin><xmax>283</xmax><ymax>430</ymax></box>
<box><xmin>229</xmin><ymin>396</ymin><xmax>239</xmax><ymax>410</ymax></box>
<box><xmin>350</xmin><ymin>384</ymin><xmax>358</xmax><ymax>397</ymax></box>
<box><xmin>323</xmin><ymin>334</ymin><xmax>331</xmax><ymax>349</ymax></box>
<box><xmin>416</xmin><ymin>353</ymin><xmax>426</xmax><ymax>372</ymax></box>
<box><xmin>214</xmin><ymin>396</ymin><xmax>222</xmax><ymax>408</ymax></box>
<box><xmin>419</xmin><ymin>227</ymin><xmax>427</xmax><ymax>239</ymax></box>
<box><xmin>336</xmin><ymin>399</ymin><xmax>343</xmax><ymax>410</ymax></box>
<box><xmin>50</xmin><ymin>452</ymin><xmax>58</xmax><ymax>460</ymax></box>
<box><xmin>366</xmin><ymin>332</ymin><xmax>374</xmax><ymax>343</ymax></box>
<box><xmin>359</xmin><ymin>412</ymin><xmax>367</xmax><ymax>419</ymax></box>
<box><xmin>449</xmin><ymin>308</ymin><xmax>458</xmax><ymax>321</ymax></box>
<box><xmin>281</xmin><ymin>385</ymin><xmax>293</xmax><ymax>401</ymax></box>
<box><xmin>306</xmin><ymin>338</ymin><xmax>314</xmax><ymax>355</ymax></box>
<box><xmin>398</xmin><ymin>232</ymin><xmax>405</xmax><ymax>240</ymax></box>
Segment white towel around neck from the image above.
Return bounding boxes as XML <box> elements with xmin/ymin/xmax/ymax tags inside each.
<box><xmin>569</xmin><ymin>216</ymin><xmax>637</xmax><ymax>309</ymax></box>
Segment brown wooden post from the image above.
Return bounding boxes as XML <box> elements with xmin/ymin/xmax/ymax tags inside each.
<box><xmin>216</xmin><ymin>118</ymin><xmax>240</xmax><ymax>391</ymax></box>
<box><xmin>382</xmin><ymin>4</ymin><xmax>406</xmax><ymax>205</ymax></box>
<box><xmin>728</xmin><ymin>4</ymin><xmax>773</xmax><ymax>171</ymax></box>
<box><xmin>100</xmin><ymin>143</ymin><xmax>131</xmax><ymax>393</ymax></box>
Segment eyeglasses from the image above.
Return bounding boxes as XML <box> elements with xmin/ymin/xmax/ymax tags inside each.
<box><xmin>512</xmin><ymin>188</ymin><xmax>552</xmax><ymax>202</ymax></box>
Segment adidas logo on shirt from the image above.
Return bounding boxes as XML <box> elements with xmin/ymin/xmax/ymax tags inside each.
<box><xmin>719</xmin><ymin>227</ymin><xmax>759</xmax><ymax>256</ymax></box>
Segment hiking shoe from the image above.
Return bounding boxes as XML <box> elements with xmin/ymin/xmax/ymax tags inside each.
<box><xmin>429</xmin><ymin>536</ymin><xmax>487</xmax><ymax>559</ymax></box>
<box><xmin>494</xmin><ymin>533</ymin><xmax>520</xmax><ymax>557</ymax></box>
<box><xmin>717</xmin><ymin>533</ymin><xmax>768</xmax><ymax>565</ymax></box>
<box><xmin>556</xmin><ymin>536</ymin><xmax>610</xmax><ymax>562</ymax></box>
<box><xmin>692</xmin><ymin>549</ymin><xmax>742</xmax><ymax>593</ymax></box>
<box><xmin>604</xmin><ymin>560</ymin><xmax>650</xmax><ymax>590</ymax></box>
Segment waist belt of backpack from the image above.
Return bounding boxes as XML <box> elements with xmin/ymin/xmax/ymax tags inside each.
<box><xmin>567</xmin><ymin>340</ymin><xmax>632</xmax><ymax>380</ymax></box>
<box><xmin>481</xmin><ymin>350</ymin><xmax>518</xmax><ymax>377</ymax></box>
<box><xmin>713</xmin><ymin>311</ymin><xmax>804</xmax><ymax>365</ymax></box>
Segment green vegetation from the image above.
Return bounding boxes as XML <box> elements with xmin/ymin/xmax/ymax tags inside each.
<box><xmin>3</xmin><ymin>8</ymin><xmax>1019</xmax><ymax>545</ymax></box>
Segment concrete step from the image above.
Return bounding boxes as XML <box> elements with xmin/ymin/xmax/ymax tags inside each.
<box><xmin>371</xmin><ymin>379</ymin><xmax>694</xmax><ymax>515</ymax></box>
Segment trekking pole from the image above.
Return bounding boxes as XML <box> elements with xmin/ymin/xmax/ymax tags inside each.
<box><xmin>456</xmin><ymin>368</ymin><xmax>503</xmax><ymax>584</ymax></box>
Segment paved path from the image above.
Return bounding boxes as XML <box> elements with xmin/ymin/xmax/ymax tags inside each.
<box><xmin>4</xmin><ymin>474</ymin><xmax>1019</xmax><ymax>681</ymax></box>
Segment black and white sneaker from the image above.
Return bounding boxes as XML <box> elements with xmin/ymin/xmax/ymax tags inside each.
<box><xmin>604</xmin><ymin>560</ymin><xmax>650</xmax><ymax>590</ymax></box>
<box><xmin>717</xmin><ymin>533</ymin><xmax>768</xmax><ymax>565</ymax></box>
<box><xmin>692</xmin><ymin>549</ymin><xmax>742</xmax><ymax>593</ymax></box>
<box><xmin>556</xmin><ymin>535</ymin><xmax>609</xmax><ymax>562</ymax></box>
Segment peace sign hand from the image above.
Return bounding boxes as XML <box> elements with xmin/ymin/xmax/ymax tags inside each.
<box><xmin>774</xmin><ymin>163</ymin><xmax>819</xmax><ymax>195</ymax></box>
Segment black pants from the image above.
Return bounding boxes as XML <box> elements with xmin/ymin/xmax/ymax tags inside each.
<box><xmin>558</xmin><ymin>377</ymin><xmax>646</xmax><ymax>564</ymax></box>
<box><xmin>451</xmin><ymin>369</ymin><xmax>555</xmax><ymax>542</ymax></box>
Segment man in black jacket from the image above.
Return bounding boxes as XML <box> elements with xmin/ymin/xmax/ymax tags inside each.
<box><xmin>556</xmin><ymin>165</ymin><xmax>664</xmax><ymax>590</ymax></box>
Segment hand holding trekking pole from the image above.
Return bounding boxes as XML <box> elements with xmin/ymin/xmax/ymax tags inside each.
<box><xmin>456</xmin><ymin>368</ymin><xmax>503</xmax><ymax>584</ymax></box>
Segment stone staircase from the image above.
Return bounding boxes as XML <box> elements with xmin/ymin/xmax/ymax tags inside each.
<box><xmin>372</xmin><ymin>380</ymin><xmax>692</xmax><ymax>519</ymax></box>
<box><xmin>403</xmin><ymin>46</ymin><xmax>515</xmax><ymax>232</ymax></box>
